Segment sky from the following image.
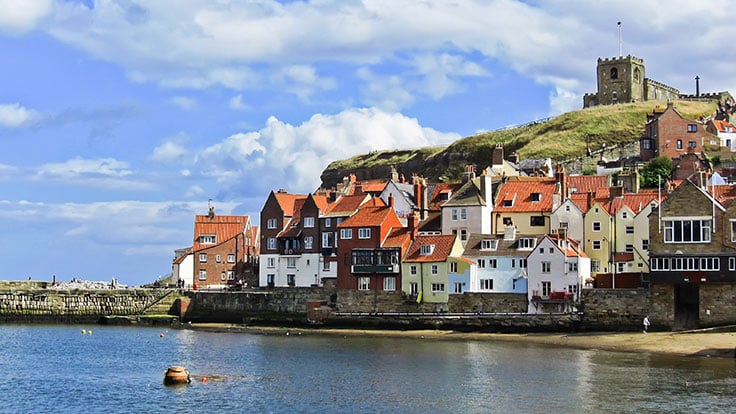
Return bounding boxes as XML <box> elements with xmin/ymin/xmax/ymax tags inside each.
<box><xmin>2</xmin><ymin>0</ymin><xmax>735</xmax><ymax>286</ymax></box>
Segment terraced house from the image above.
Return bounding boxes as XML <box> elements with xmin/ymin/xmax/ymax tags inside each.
<box><xmin>401</xmin><ymin>232</ymin><xmax>465</xmax><ymax>306</ymax></box>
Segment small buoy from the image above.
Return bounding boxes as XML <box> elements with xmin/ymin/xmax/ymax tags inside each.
<box><xmin>164</xmin><ymin>366</ymin><xmax>191</xmax><ymax>385</ymax></box>
<box><xmin>81</xmin><ymin>329</ymin><xmax>86</xmax><ymax>334</ymax></box>
<box><xmin>159</xmin><ymin>333</ymin><xmax>165</xmax><ymax>338</ymax></box>
<box><xmin>286</xmin><ymin>331</ymin><xmax>290</xmax><ymax>336</ymax></box>
<box><xmin>202</xmin><ymin>377</ymin><xmax>208</xmax><ymax>383</ymax></box>
<box><xmin>88</xmin><ymin>330</ymin><xmax>92</xmax><ymax>335</ymax></box>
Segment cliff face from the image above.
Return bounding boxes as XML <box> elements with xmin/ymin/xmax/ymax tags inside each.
<box><xmin>319</xmin><ymin>100</ymin><xmax>717</xmax><ymax>189</ymax></box>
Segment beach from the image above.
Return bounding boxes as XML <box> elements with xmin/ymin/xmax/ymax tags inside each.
<box><xmin>188</xmin><ymin>323</ymin><xmax>736</xmax><ymax>358</ymax></box>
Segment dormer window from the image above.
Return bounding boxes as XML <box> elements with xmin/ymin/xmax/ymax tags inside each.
<box><xmin>303</xmin><ymin>217</ymin><xmax>315</xmax><ymax>228</ymax></box>
<box><xmin>481</xmin><ymin>239</ymin><xmax>498</xmax><ymax>251</ymax></box>
<box><xmin>518</xmin><ymin>238</ymin><xmax>536</xmax><ymax>250</ymax></box>
<box><xmin>420</xmin><ymin>244</ymin><xmax>435</xmax><ymax>256</ymax></box>
<box><xmin>199</xmin><ymin>234</ymin><xmax>216</xmax><ymax>244</ymax></box>
<box><xmin>530</xmin><ymin>193</ymin><xmax>542</xmax><ymax>202</ymax></box>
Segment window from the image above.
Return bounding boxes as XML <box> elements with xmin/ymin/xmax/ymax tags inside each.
<box><xmin>303</xmin><ymin>217</ymin><xmax>315</xmax><ymax>228</ymax></box>
<box><xmin>503</xmin><ymin>199</ymin><xmax>513</xmax><ymax>207</ymax></box>
<box><xmin>701</xmin><ymin>258</ymin><xmax>720</xmax><ymax>271</ymax></box>
<box><xmin>610</xmin><ymin>67</ymin><xmax>618</xmax><ymax>79</ymax></box>
<box><xmin>340</xmin><ymin>229</ymin><xmax>352</xmax><ymax>239</ymax></box>
<box><xmin>450</xmin><ymin>262</ymin><xmax>458</xmax><ymax>273</ymax></box>
<box><xmin>617</xmin><ymin>263</ymin><xmax>625</xmax><ymax>273</ymax></box>
<box><xmin>642</xmin><ymin>139</ymin><xmax>652</xmax><ymax>150</ymax></box>
<box><xmin>352</xmin><ymin>250</ymin><xmax>372</xmax><ymax>265</ymax></box>
<box><xmin>410</xmin><ymin>265</ymin><xmax>417</xmax><ymax>275</ymax></box>
<box><xmin>530</xmin><ymin>193</ymin><xmax>541</xmax><ymax>202</ymax></box>
<box><xmin>216</xmin><ymin>254</ymin><xmax>221</xmax><ymax>263</ymax></box>
<box><xmin>489</xmin><ymin>259</ymin><xmax>497</xmax><ymax>269</ymax></box>
<box><xmin>460</xmin><ymin>208</ymin><xmax>467</xmax><ymax>220</ymax></box>
<box><xmin>267</xmin><ymin>257</ymin><xmax>275</xmax><ymax>268</ymax></box>
<box><xmin>622</xmin><ymin>212</ymin><xmax>628</xmax><ymax>219</ymax></box>
<box><xmin>287</xmin><ymin>274</ymin><xmax>295</xmax><ymax>286</ymax></box>
<box><xmin>198</xmin><ymin>270</ymin><xmax>207</xmax><ymax>281</ymax></box>
<box><xmin>591</xmin><ymin>260</ymin><xmax>600</xmax><ymax>272</ymax></box>
<box><xmin>592</xmin><ymin>240</ymin><xmax>601</xmax><ymax>250</ymax></box>
<box><xmin>322</xmin><ymin>259</ymin><xmax>330</xmax><ymax>271</ymax></box>
<box><xmin>322</xmin><ymin>232</ymin><xmax>334</xmax><ymax>248</ymax></box>
<box><xmin>542</xmin><ymin>281</ymin><xmax>551</xmax><ymax>297</ymax></box>
<box><xmin>592</xmin><ymin>222</ymin><xmax>601</xmax><ymax>231</ymax></box>
<box><xmin>325</xmin><ymin>218</ymin><xmax>331</xmax><ymax>228</ymax></box>
<box><xmin>227</xmin><ymin>254</ymin><xmax>235</xmax><ymax>263</ymax></box>
<box><xmin>503</xmin><ymin>217</ymin><xmax>513</xmax><ymax>225</ymax></box>
<box><xmin>530</xmin><ymin>216</ymin><xmax>545</xmax><ymax>226</ymax></box>
<box><xmin>477</xmin><ymin>259</ymin><xmax>486</xmax><ymax>269</ymax></box>
<box><xmin>481</xmin><ymin>239</ymin><xmax>498</xmax><ymax>250</ymax></box>
<box><xmin>731</xmin><ymin>221</ymin><xmax>736</xmax><ymax>242</ymax></box>
<box><xmin>541</xmin><ymin>262</ymin><xmax>551</xmax><ymax>273</ymax></box>
<box><xmin>520</xmin><ymin>259</ymin><xmax>527</xmax><ymax>268</ymax></box>
<box><xmin>304</xmin><ymin>236</ymin><xmax>313</xmax><ymax>250</ymax></box>
<box><xmin>687</xmin><ymin>124</ymin><xmax>697</xmax><ymax>133</ymax></box>
<box><xmin>267</xmin><ymin>238</ymin><xmax>276</xmax><ymax>250</ymax></box>
<box><xmin>431</xmin><ymin>283</ymin><xmax>445</xmax><ymax>293</ymax></box>
<box><xmin>625</xmin><ymin>244</ymin><xmax>634</xmax><ymax>253</ymax></box>
<box><xmin>688</xmin><ymin>141</ymin><xmax>696</xmax><ymax>149</ymax></box>
<box><xmin>460</xmin><ymin>229</ymin><xmax>467</xmax><ymax>241</ymax></box>
<box><xmin>420</xmin><ymin>245</ymin><xmax>435</xmax><ymax>255</ymax></box>
<box><xmin>650</xmin><ymin>257</ymin><xmax>669</xmax><ymax>271</ymax></box>
<box><xmin>431</xmin><ymin>265</ymin><xmax>438</xmax><ymax>274</ymax></box>
<box><xmin>267</xmin><ymin>274</ymin><xmax>275</xmax><ymax>285</ymax></box>
<box><xmin>626</xmin><ymin>226</ymin><xmax>634</xmax><ymax>234</ymax></box>
<box><xmin>358</xmin><ymin>228</ymin><xmax>371</xmax><ymax>239</ymax></box>
<box><xmin>677</xmin><ymin>140</ymin><xmax>683</xmax><ymax>150</ymax></box>
<box><xmin>518</xmin><ymin>238</ymin><xmax>536</xmax><ymax>250</ymax></box>
<box><xmin>453</xmin><ymin>282</ymin><xmax>463</xmax><ymax>293</ymax></box>
<box><xmin>220</xmin><ymin>272</ymin><xmax>226</xmax><ymax>281</ymax></box>
<box><xmin>227</xmin><ymin>271</ymin><xmax>234</xmax><ymax>280</ymax></box>
<box><xmin>730</xmin><ymin>257</ymin><xmax>736</xmax><ymax>271</ymax></box>
<box><xmin>642</xmin><ymin>239</ymin><xmax>649</xmax><ymax>250</ymax></box>
<box><xmin>664</xmin><ymin>219</ymin><xmax>711</xmax><ymax>243</ymax></box>
<box><xmin>267</xmin><ymin>218</ymin><xmax>277</xmax><ymax>229</ymax></box>
<box><xmin>560</xmin><ymin>222</ymin><xmax>569</xmax><ymax>229</ymax></box>
<box><xmin>199</xmin><ymin>253</ymin><xmax>207</xmax><ymax>262</ymax></box>
<box><xmin>287</xmin><ymin>258</ymin><xmax>296</xmax><ymax>268</ymax></box>
<box><xmin>451</xmin><ymin>209</ymin><xmax>458</xmax><ymax>221</ymax></box>
<box><xmin>383</xmin><ymin>277</ymin><xmax>395</xmax><ymax>291</ymax></box>
<box><xmin>199</xmin><ymin>234</ymin><xmax>216</xmax><ymax>244</ymax></box>
<box><xmin>358</xmin><ymin>277</ymin><xmax>370</xmax><ymax>290</ymax></box>
<box><xmin>480</xmin><ymin>279</ymin><xmax>493</xmax><ymax>290</ymax></box>
<box><xmin>568</xmin><ymin>262</ymin><xmax>578</xmax><ymax>272</ymax></box>
<box><xmin>410</xmin><ymin>282</ymin><xmax>418</xmax><ymax>296</ymax></box>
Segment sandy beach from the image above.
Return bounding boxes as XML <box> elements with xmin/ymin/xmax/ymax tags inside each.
<box><xmin>188</xmin><ymin>323</ymin><xmax>736</xmax><ymax>358</ymax></box>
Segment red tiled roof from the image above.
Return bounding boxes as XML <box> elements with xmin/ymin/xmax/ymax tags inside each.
<box><xmin>494</xmin><ymin>179</ymin><xmax>558</xmax><ymax>212</ymax></box>
<box><xmin>384</xmin><ymin>228</ymin><xmax>411</xmax><ymax>248</ymax></box>
<box><xmin>606</xmin><ymin>193</ymin><xmax>660</xmax><ymax>215</ymax></box>
<box><xmin>712</xmin><ymin>119</ymin><xmax>736</xmax><ymax>133</ymax></box>
<box><xmin>427</xmin><ymin>183</ymin><xmax>462</xmax><ymax>210</ymax></box>
<box><xmin>274</xmin><ymin>192</ymin><xmax>307</xmax><ymax>217</ymax></box>
<box><xmin>548</xmin><ymin>235</ymin><xmax>588</xmax><ymax>258</ymax></box>
<box><xmin>567</xmin><ymin>175</ymin><xmax>607</xmax><ymax>196</ymax></box>
<box><xmin>708</xmin><ymin>184</ymin><xmax>736</xmax><ymax>206</ymax></box>
<box><xmin>569</xmin><ymin>193</ymin><xmax>592</xmax><ymax>213</ymax></box>
<box><xmin>356</xmin><ymin>179</ymin><xmax>388</xmax><ymax>194</ymax></box>
<box><xmin>192</xmin><ymin>214</ymin><xmax>248</xmax><ymax>251</ymax></box>
<box><xmin>403</xmin><ymin>234</ymin><xmax>458</xmax><ymax>262</ymax></box>
<box><xmin>324</xmin><ymin>194</ymin><xmax>370</xmax><ymax>215</ymax></box>
<box><xmin>339</xmin><ymin>205</ymin><xmax>393</xmax><ymax>227</ymax></box>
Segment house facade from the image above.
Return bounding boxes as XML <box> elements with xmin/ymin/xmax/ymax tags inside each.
<box><xmin>259</xmin><ymin>189</ymin><xmax>307</xmax><ymax>287</ymax></box>
<box><xmin>441</xmin><ymin>168</ymin><xmax>494</xmax><ymax>243</ymax></box>
<box><xmin>401</xmin><ymin>234</ymin><xmax>464</xmax><ymax>305</ymax></box>
<box><xmin>462</xmin><ymin>230</ymin><xmax>529</xmax><ymax>294</ymax></box>
<box><xmin>640</xmin><ymin>102</ymin><xmax>714</xmax><ymax>162</ymax></box>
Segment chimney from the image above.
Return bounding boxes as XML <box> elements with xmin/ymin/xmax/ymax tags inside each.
<box><xmin>587</xmin><ymin>191</ymin><xmax>593</xmax><ymax>210</ymax></box>
<box><xmin>463</xmin><ymin>165</ymin><xmax>476</xmax><ymax>182</ymax></box>
<box><xmin>492</xmin><ymin>144</ymin><xmax>504</xmax><ymax>167</ymax></box>
<box><xmin>695</xmin><ymin>75</ymin><xmax>700</xmax><ymax>97</ymax></box>
<box><xmin>388</xmin><ymin>193</ymin><xmax>394</xmax><ymax>208</ymax></box>
<box><xmin>390</xmin><ymin>165</ymin><xmax>399</xmax><ymax>182</ymax></box>
<box><xmin>610</xmin><ymin>185</ymin><xmax>624</xmax><ymax>199</ymax></box>
<box><xmin>503</xmin><ymin>225</ymin><xmax>516</xmax><ymax>241</ymax></box>
<box><xmin>480</xmin><ymin>173</ymin><xmax>492</xmax><ymax>207</ymax></box>
<box><xmin>555</xmin><ymin>164</ymin><xmax>567</xmax><ymax>198</ymax></box>
<box><xmin>349</xmin><ymin>173</ymin><xmax>357</xmax><ymax>183</ymax></box>
<box><xmin>508</xmin><ymin>151</ymin><xmax>520</xmax><ymax>165</ymax></box>
<box><xmin>413</xmin><ymin>178</ymin><xmax>422</xmax><ymax>211</ymax></box>
<box><xmin>408</xmin><ymin>211</ymin><xmax>419</xmax><ymax>240</ymax></box>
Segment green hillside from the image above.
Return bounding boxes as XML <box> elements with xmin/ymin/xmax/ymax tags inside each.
<box><xmin>320</xmin><ymin>100</ymin><xmax>717</xmax><ymax>187</ymax></box>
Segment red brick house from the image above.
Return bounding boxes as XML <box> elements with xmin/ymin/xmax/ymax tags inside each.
<box><xmin>335</xmin><ymin>197</ymin><xmax>411</xmax><ymax>291</ymax></box>
<box><xmin>640</xmin><ymin>102</ymin><xmax>716</xmax><ymax>162</ymax></box>
<box><xmin>190</xmin><ymin>207</ymin><xmax>256</xmax><ymax>289</ymax></box>
<box><xmin>259</xmin><ymin>189</ymin><xmax>308</xmax><ymax>287</ymax></box>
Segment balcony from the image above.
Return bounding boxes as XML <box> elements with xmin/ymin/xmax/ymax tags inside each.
<box><xmin>351</xmin><ymin>264</ymin><xmax>399</xmax><ymax>274</ymax></box>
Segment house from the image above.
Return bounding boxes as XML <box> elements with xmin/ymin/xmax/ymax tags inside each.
<box><xmin>705</xmin><ymin>119</ymin><xmax>736</xmax><ymax>150</ymax></box>
<box><xmin>648</xmin><ymin>179</ymin><xmax>736</xmax><ymax>330</ymax></box>
<box><xmin>335</xmin><ymin>197</ymin><xmax>409</xmax><ymax>291</ymax></box>
<box><xmin>186</xmin><ymin>207</ymin><xmax>255</xmax><ymax>289</ymax></box>
<box><xmin>526</xmin><ymin>235</ymin><xmax>590</xmax><ymax>314</ymax></box>
<box><xmin>274</xmin><ymin>193</ymin><xmax>329</xmax><ymax>287</ymax></box>
<box><xmin>259</xmin><ymin>189</ymin><xmax>308</xmax><ymax>287</ymax></box>
<box><xmin>319</xmin><ymin>194</ymin><xmax>373</xmax><ymax>284</ymax></box>
<box><xmin>401</xmin><ymin>233</ymin><xmax>465</xmax><ymax>307</ymax></box>
<box><xmin>492</xmin><ymin>174</ymin><xmax>563</xmax><ymax>236</ymax></box>
<box><xmin>462</xmin><ymin>228</ymin><xmax>529</xmax><ymax>294</ymax></box>
<box><xmin>172</xmin><ymin>247</ymin><xmax>193</xmax><ymax>288</ymax></box>
<box><xmin>640</xmin><ymin>102</ymin><xmax>716</xmax><ymax>162</ymax></box>
<box><xmin>441</xmin><ymin>166</ymin><xmax>495</xmax><ymax>243</ymax></box>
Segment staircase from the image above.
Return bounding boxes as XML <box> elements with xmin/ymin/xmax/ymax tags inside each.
<box><xmin>140</xmin><ymin>289</ymin><xmax>185</xmax><ymax>316</ymax></box>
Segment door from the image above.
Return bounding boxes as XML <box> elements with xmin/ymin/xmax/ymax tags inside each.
<box><xmin>674</xmin><ymin>283</ymin><xmax>699</xmax><ymax>331</ymax></box>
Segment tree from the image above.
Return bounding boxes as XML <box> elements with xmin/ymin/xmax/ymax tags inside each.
<box><xmin>640</xmin><ymin>156</ymin><xmax>673</xmax><ymax>188</ymax></box>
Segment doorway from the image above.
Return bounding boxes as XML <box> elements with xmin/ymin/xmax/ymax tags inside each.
<box><xmin>674</xmin><ymin>283</ymin><xmax>699</xmax><ymax>330</ymax></box>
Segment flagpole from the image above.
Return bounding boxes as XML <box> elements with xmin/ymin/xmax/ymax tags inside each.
<box><xmin>618</xmin><ymin>21</ymin><xmax>622</xmax><ymax>57</ymax></box>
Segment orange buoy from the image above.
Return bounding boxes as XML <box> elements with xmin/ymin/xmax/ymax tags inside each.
<box><xmin>202</xmin><ymin>376</ymin><xmax>208</xmax><ymax>383</ymax></box>
<box><xmin>163</xmin><ymin>366</ymin><xmax>191</xmax><ymax>385</ymax></box>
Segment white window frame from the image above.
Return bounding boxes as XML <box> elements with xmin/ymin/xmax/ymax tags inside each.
<box><xmin>199</xmin><ymin>253</ymin><xmax>207</xmax><ymax>262</ymax></box>
<box><xmin>303</xmin><ymin>217</ymin><xmax>315</xmax><ymax>228</ymax></box>
<box><xmin>383</xmin><ymin>277</ymin><xmax>396</xmax><ymax>291</ymax></box>
<box><xmin>541</xmin><ymin>261</ymin><xmax>551</xmax><ymax>273</ymax></box>
<box><xmin>592</xmin><ymin>221</ymin><xmax>601</xmax><ymax>232</ymax></box>
<box><xmin>267</xmin><ymin>218</ymin><xmax>277</xmax><ymax>229</ymax></box>
<box><xmin>664</xmin><ymin>219</ymin><xmax>711</xmax><ymax>243</ymax></box>
<box><xmin>358</xmin><ymin>228</ymin><xmax>371</xmax><ymax>239</ymax></box>
<box><xmin>198</xmin><ymin>270</ymin><xmax>207</xmax><ymax>281</ymax></box>
<box><xmin>480</xmin><ymin>279</ymin><xmax>493</xmax><ymax>290</ymax></box>
<box><xmin>431</xmin><ymin>283</ymin><xmax>445</xmax><ymax>293</ymax></box>
<box><xmin>304</xmin><ymin>236</ymin><xmax>313</xmax><ymax>250</ymax></box>
<box><xmin>358</xmin><ymin>277</ymin><xmax>370</xmax><ymax>290</ymax></box>
<box><xmin>267</xmin><ymin>257</ymin><xmax>275</xmax><ymax>268</ymax></box>
<box><xmin>431</xmin><ymin>265</ymin><xmax>438</xmax><ymax>274</ymax></box>
<box><xmin>227</xmin><ymin>254</ymin><xmax>235</xmax><ymax>263</ymax></box>
<box><xmin>450</xmin><ymin>262</ymin><xmax>458</xmax><ymax>273</ymax></box>
<box><xmin>410</xmin><ymin>265</ymin><xmax>417</xmax><ymax>275</ymax></box>
<box><xmin>199</xmin><ymin>234</ymin><xmax>216</xmax><ymax>244</ymax></box>
<box><xmin>267</xmin><ymin>238</ymin><xmax>276</xmax><ymax>250</ymax></box>
<box><xmin>340</xmin><ymin>229</ymin><xmax>353</xmax><ymax>239</ymax></box>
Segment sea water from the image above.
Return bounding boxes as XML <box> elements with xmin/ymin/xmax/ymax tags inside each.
<box><xmin>0</xmin><ymin>325</ymin><xmax>734</xmax><ymax>413</ymax></box>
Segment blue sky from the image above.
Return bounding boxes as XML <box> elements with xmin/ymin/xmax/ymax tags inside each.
<box><xmin>2</xmin><ymin>0</ymin><xmax>735</xmax><ymax>286</ymax></box>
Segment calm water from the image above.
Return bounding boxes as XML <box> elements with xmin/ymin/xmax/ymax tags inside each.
<box><xmin>0</xmin><ymin>325</ymin><xmax>735</xmax><ymax>413</ymax></box>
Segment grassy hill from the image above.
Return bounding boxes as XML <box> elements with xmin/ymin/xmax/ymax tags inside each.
<box><xmin>320</xmin><ymin>100</ymin><xmax>717</xmax><ymax>187</ymax></box>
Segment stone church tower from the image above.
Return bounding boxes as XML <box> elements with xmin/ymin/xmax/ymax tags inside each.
<box><xmin>584</xmin><ymin>55</ymin><xmax>645</xmax><ymax>107</ymax></box>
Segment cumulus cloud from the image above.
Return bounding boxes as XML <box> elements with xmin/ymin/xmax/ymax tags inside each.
<box><xmin>0</xmin><ymin>0</ymin><xmax>52</xmax><ymax>34</ymax></box>
<box><xmin>149</xmin><ymin>134</ymin><xmax>189</xmax><ymax>164</ymax></box>
<box><xmin>228</xmin><ymin>94</ymin><xmax>248</xmax><ymax>110</ymax></box>
<box><xmin>0</xmin><ymin>103</ymin><xmax>40</xmax><ymax>127</ymax></box>
<box><xmin>191</xmin><ymin>107</ymin><xmax>459</xmax><ymax>195</ymax></box>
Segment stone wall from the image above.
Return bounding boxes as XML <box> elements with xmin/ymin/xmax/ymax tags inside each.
<box><xmin>0</xmin><ymin>289</ymin><xmax>174</xmax><ymax>323</ymax></box>
<box><xmin>695</xmin><ymin>284</ymin><xmax>736</xmax><ymax>327</ymax></box>
<box><xmin>448</xmin><ymin>292</ymin><xmax>528</xmax><ymax>313</ymax></box>
<box><xmin>580</xmin><ymin>288</ymin><xmax>651</xmax><ymax>331</ymax></box>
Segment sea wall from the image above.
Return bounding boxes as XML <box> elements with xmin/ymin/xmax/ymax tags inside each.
<box><xmin>0</xmin><ymin>288</ymin><xmax>174</xmax><ymax>323</ymax></box>
<box><xmin>580</xmin><ymin>288</ymin><xmax>650</xmax><ymax>331</ymax></box>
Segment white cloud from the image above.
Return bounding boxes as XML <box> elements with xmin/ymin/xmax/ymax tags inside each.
<box><xmin>0</xmin><ymin>103</ymin><xmax>40</xmax><ymax>127</ymax></box>
<box><xmin>228</xmin><ymin>94</ymin><xmax>248</xmax><ymax>110</ymax></box>
<box><xmin>0</xmin><ymin>0</ymin><xmax>52</xmax><ymax>34</ymax></box>
<box><xmin>149</xmin><ymin>135</ymin><xmax>189</xmax><ymax>163</ymax></box>
<box><xmin>33</xmin><ymin>157</ymin><xmax>155</xmax><ymax>191</ymax></box>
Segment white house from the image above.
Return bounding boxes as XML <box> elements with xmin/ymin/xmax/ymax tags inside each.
<box><xmin>526</xmin><ymin>235</ymin><xmax>590</xmax><ymax>314</ymax></box>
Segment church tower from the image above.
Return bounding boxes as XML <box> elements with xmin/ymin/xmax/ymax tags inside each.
<box><xmin>594</xmin><ymin>55</ymin><xmax>645</xmax><ymax>105</ymax></box>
